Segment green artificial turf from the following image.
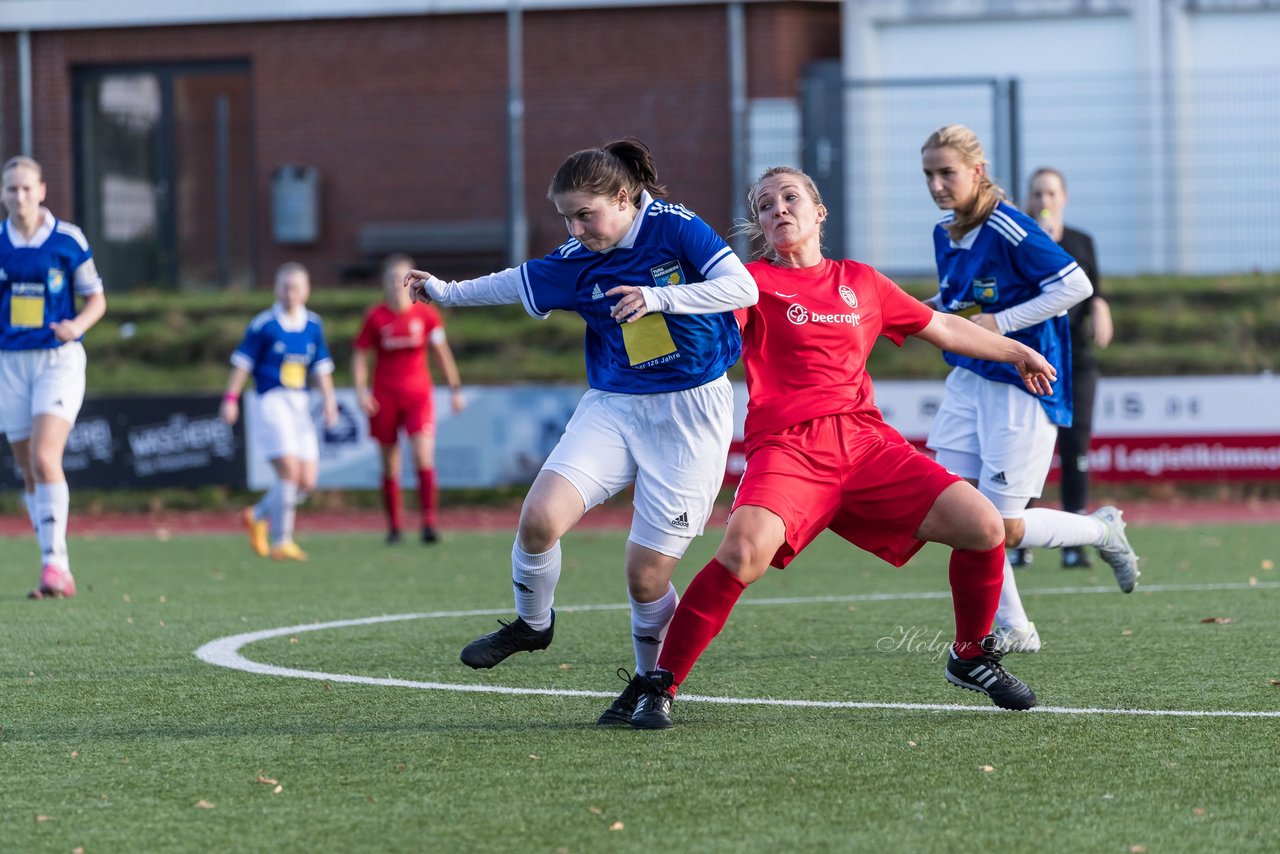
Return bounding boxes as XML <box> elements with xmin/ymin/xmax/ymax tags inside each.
<box><xmin>2</xmin><ymin>522</ymin><xmax>1277</xmax><ymax>852</ymax></box>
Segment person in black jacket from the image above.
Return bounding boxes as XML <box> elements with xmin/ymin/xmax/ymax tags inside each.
<box><xmin>1010</xmin><ymin>167</ymin><xmax>1115</xmax><ymax>569</ymax></box>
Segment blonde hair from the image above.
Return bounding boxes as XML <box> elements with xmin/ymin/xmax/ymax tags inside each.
<box><xmin>274</xmin><ymin>261</ymin><xmax>310</xmax><ymax>292</ymax></box>
<box><xmin>921</xmin><ymin>125</ymin><xmax>1005</xmax><ymax>242</ymax></box>
<box><xmin>2</xmin><ymin>155</ymin><xmax>43</xmax><ymax>180</ymax></box>
<box><xmin>735</xmin><ymin>165</ymin><xmax>825</xmax><ymax>259</ymax></box>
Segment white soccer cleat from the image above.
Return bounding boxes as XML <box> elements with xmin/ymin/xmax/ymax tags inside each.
<box><xmin>992</xmin><ymin>622</ymin><xmax>1041</xmax><ymax>653</ymax></box>
<box><xmin>1092</xmin><ymin>505</ymin><xmax>1141</xmax><ymax>593</ymax></box>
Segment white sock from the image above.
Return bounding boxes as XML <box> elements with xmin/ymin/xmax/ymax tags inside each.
<box><xmin>629</xmin><ymin>583</ymin><xmax>679</xmax><ymax>675</ymax></box>
<box><xmin>995</xmin><ymin>553</ymin><xmax>1030</xmax><ymax>629</ymax></box>
<box><xmin>511</xmin><ymin>541</ymin><xmax>561</xmax><ymax>631</ymax></box>
<box><xmin>272</xmin><ymin>481</ymin><xmax>299</xmax><ymax>546</ymax></box>
<box><xmin>35</xmin><ymin>481</ymin><xmax>71</xmax><ymax>572</ymax></box>
<box><xmin>254</xmin><ymin>482</ymin><xmax>278</xmax><ymax>522</ymax></box>
<box><xmin>23</xmin><ymin>490</ymin><xmax>37</xmax><ymax>531</ymax></box>
<box><xmin>1020</xmin><ymin>508</ymin><xmax>1106</xmax><ymax>549</ymax></box>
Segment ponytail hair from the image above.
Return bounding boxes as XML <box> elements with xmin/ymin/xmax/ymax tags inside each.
<box><xmin>921</xmin><ymin>125</ymin><xmax>1005</xmax><ymax>242</ymax></box>
<box><xmin>547</xmin><ymin>137</ymin><xmax>668</xmax><ymax>204</ymax></box>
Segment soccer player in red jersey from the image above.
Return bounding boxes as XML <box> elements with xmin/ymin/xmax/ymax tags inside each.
<box><xmin>630</xmin><ymin>167</ymin><xmax>1057</xmax><ymax>727</ymax></box>
<box><xmin>353</xmin><ymin>254</ymin><xmax>465</xmax><ymax>544</ymax></box>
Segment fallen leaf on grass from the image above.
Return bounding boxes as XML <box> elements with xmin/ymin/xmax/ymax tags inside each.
<box><xmin>1268</xmin><ymin>679</ymin><xmax>1280</xmax><ymax>687</ymax></box>
<box><xmin>70</xmin><ymin>751</ymin><xmax>79</xmax><ymax>758</ymax></box>
<box><xmin>273</xmin><ymin>785</ymin><xmax>283</xmax><ymax>794</ymax></box>
<box><xmin>1120</xmin><ymin>629</ymin><xmax>1133</xmax><ymax>636</ymax></box>
<box><xmin>558</xmin><ymin>663</ymin><xmax>572</xmax><ymax>670</ymax></box>
<box><xmin>588</xmin><ymin>806</ymin><xmax>603</xmax><ymax>815</ymax></box>
<box><xmin>74</xmin><ymin>848</ymin><xmax>85</xmax><ymax>853</ymax></box>
<box><xmin>289</xmin><ymin>637</ymin><xmax>299</xmax><ymax>644</ymax></box>
<box><xmin>255</xmin><ymin>773</ymin><xmax>279</xmax><ymax>785</ymax></box>
<box><xmin>1192</xmin><ymin>807</ymin><xmax>1206</xmax><ymax>816</ymax></box>
<box><xmin>529</xmin><ymin>754</ymin><xmax>541</xmax><ymax>761</ymax></box>
<box><xmin>1261</xmin><ymin>559</ymin><xmax>1274</xmax><ymax>571</ymax></box>
<box><xmin>1129</xmin><ymin>846</ymin><xmax>1148</xmax><ymax>853</ymax></box>
<box><xmin>907</xmin><ymin>741</ymin><xmax>917</xmax><ymax>748</ymax></box>
<box><xmin>35</xmin><ymin>815</ymin><xmax>50</xmax><ymax>823</ymax></box>
<box><xmin>1249</xmin><ymin>576</ymin><xmax>1258</xmax><ymax>586</ymax></box>
<box><xmin>194</xmin><ymin>800</ymin><xmax>216</xmax><ymax>809</ymax></box>
<box><xmin>609</xmin><ymin>821</ymin><xmax>625</xmax><ymax>831</ymax></box>
<box><xmin>1199</xmin><ymin>617</ymin><xmax>1235</xmax><ymax>624</ymax></box>
<box><xmin>978</xmin><ymin>765</ymin><xmax>995</xmax><ymax>773</ymax></box>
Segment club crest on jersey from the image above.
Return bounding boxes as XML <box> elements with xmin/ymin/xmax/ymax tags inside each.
<box><xmin>649</xmin><ymin>260</ymin><xmax>684</xmax><ymax>287</ymax></box>
<box><xmin>838</xmin><ymin>285</ymin><xmax>858</xmax><ymax>308</ymax></box>
<box><xmin>786</xmin><ymin>304</ymin><xmax>809</xmax><ymax>325</ymax></box>
<box><xmin>47</xmin><ymin>268</ymin><xmax>66</xmax><ymax>294</ymax></box>
<box><xmin>972</xmin><ymin>277</ymin><xmax>998</xmax><ymax>303</ymax></box>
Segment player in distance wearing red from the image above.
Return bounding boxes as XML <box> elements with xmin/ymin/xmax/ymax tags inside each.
<box><xmin>630</xmin><ymin>167</ymin><xmax>1057</xmax><ymax>728</ymax></box>
<box><xmin>353</xmin><ymin>254</ymin><xmax>465</xmax><ymax>544</ymax></box>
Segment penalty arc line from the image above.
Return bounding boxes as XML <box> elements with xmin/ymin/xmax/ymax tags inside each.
<box><xmin>194</xmin><ymin>581</ymin><xmax>1280</xmax><ymax>719</ymax></box>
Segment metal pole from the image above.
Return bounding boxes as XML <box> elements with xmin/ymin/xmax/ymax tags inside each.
<box><xmin>215</xmin><ymin>94</ymin><xmax>231</xmax><ymax>288</ymax></box>
<box><xmin>506</xmin><ymin>0</ymin><xmax>528</xmax><ymax>266</ymax></box>
<box><xmin>18</xmin><ymin>30</ymin><xmax>34</xmax><ymax>155</ymax></box>
<box><xmin>727</xmin><ymin>2</ymin><xmax>748</xmax><ymax>257</ymax></box>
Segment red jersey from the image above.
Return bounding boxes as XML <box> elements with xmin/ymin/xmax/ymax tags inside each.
<box><xmin>354</xmin><ymin>302</ymin><xmax>445</xmax><ymax>397</ymax></box>
<box><xmin>738</xmin><ymin>258</ymin><xmax>932</xmax><ymax>448</ymax></box>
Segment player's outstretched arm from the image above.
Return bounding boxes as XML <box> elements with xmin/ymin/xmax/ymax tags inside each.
<box><xmin>914</xmin><ymin>312</ymin><xmax>1056</xmax><ymax>396</ymax></box>
<box><xmin>404</xmin><ymin>268</ymin><xmax>524</xmax><ymax>308</ymax></box>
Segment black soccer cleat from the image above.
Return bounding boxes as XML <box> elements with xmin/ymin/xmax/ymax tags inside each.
<box><xmin>386</xmin><ymin>529</ymin><xmax>403</xmax><ymax>545</ymax></box>
<box><xmin>597</xmin><ymin>668</ymin><xmax>648</xmax><ymax>726</ymax></box>
<box><xmin>1008</xmin><ymin>547</ymin><xmax>1034</xmax><ymax>568</ymax></box>
<box><xmin>460</xmin><ymin>610</ymin><xmax>555</xmax><ymax>669</ymax></box>
<box><xmin>945</xmin><ymin>636</ymin><xmax>1037</xmax><ymax>710</ymax></box>
<box><xmin>421</xmin><ymin>526</ymin><xmax>439</xmax><ymax>544</ymax></box>
<box><xmin>629</xmin><ymin>670</ymin><xmax>676</xmax><ymax>730</ymax></box>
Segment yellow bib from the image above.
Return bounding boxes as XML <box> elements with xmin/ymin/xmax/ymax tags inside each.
<box><xmin>10</xmin><ymin>295</ymin><xmax>45</xmax><ymax>329</ymax></box>
<box><xmin>279</xmin><ymin>361</ymin><xmax>307</xmax><ymax>389</ymax></box>
<box><xmin>620</xmin><ymin>314</ymin><xmax>678</xmax><ymax>367</ymax></box>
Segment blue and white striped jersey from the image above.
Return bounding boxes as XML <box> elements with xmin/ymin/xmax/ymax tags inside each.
<box><xmin>517</xmin><ymin>197</ymin><xmax>742</xmax><ymax>394</ymax></box>
<box><xmin>0</xmin><ymin>209</ymin><xmax>102</xmax><ymax>351</ymax></box>
<box><xmin>933</xmin><ymin>201</ymin><xmax>1077</xmax><ymax>426</ymax></box>
<box><xmin>231</xmin><ymin>304</ymin><xmax>334</xmax><ymax>395</ymax></box>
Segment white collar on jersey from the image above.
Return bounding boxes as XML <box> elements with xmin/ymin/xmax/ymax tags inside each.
<box><xmin>4</xmin><ymin>207</ymin><xmax>56</xmax><ymax>249</ymax></box>
<box><xmin>271</xmin><ymin>301</ymin><xmax>309</xmax><ymax>332</ymax></box>
<box><xmin>605</xmin><ymin>190</ymin><xmax>654</xmax><ymax>253</ymax></box>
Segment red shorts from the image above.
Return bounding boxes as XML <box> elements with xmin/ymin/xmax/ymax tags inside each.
<box><xmin>368</xmin><ymin>390</ymin><xmax>434</xmax><ymax>445</ymax></box>
<box><xmin>733</xmin><ymin>412</ymin><xmax>962</xmax><ymax>569</ymax></box>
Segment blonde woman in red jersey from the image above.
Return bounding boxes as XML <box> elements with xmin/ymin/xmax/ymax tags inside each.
<box><xmin>353</xmin><ymin>254</ymin><xmax>465</xmax><ymax>544</ymax></box>
<box><xmin>630</xmin><ymin>167</ymin><xmax>1056</xmax><ymax>727</ymax></box>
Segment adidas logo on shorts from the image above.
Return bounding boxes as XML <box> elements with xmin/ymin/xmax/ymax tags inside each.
<box><xmin>990</xmin><ymin>471</ymin><xmax>1008</xmax><ymax>485</ymax></box>
<box><xmin>591</xmin><ymin>284</ymin><xmax>604</xmax><ymax>300</ymax></box>
<box><xmin>670</xmin><ymin>512</ymin><xmax>689</xmax><ymax>529</ymax></box>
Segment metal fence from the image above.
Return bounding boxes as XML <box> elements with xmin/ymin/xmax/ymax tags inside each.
<box><xmin>793</xmin><ymin>62</ymin><xmax>1280</xmax><ymax>277</ymax></box>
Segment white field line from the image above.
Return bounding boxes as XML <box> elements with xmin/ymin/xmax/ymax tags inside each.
<box><xmin>194</xmin><ymin>581</ymin><xmax>1280</xmax><ymax>719</ymax></box>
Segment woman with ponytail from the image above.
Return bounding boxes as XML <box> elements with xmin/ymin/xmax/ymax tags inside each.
<box><xmin>405</xmin><ymin>138</ymin><xmax>757</xmax><ymax>725</ymax></box>
<box><xmin>920</xmin><ymin>126</ymin><xmax>1140</xmax><ymax>655</ymax></box>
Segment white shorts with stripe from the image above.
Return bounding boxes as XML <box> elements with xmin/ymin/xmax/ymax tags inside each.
<box><xmin>925</xmin><ymin>367</ymin><xmax>1058</xmax><ymax>517</ymax></box>
<box><xmin>0</xmin><ymin>342</ymin><xmax>88</xmax><ymax>441</ymax></box>
<box><xmin>543</xmin><ymin>374</ymin><xmax>734</xmax><ymax>559</ymax></box>
<box><xmin>253</xmin><ymin>387</ymin><xmax>320</xmax><ymax>462</ymax></box>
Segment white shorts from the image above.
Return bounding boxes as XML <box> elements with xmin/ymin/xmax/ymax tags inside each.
<box><xmin>254</xmin><ymin>387</ymin><xmax>319</xmax><ymax>462</ymax></box>
<box><xmin>0</xmin><ymin>343</ymin><xmax>88</xmax><ymax>441</ymax></box>
<box><xmin>543</xmin><ymin>374</ymin><xmax>735</xmax><ymax>559</ymax></box>
<box><xmin>926</xmin><ymin>367</ymin><xmax>1057</xmax><ymax>517</ymax></box>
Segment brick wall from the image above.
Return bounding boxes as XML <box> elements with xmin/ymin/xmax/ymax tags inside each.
<box><xmin>8</xmin><ymin>2</ymin><xmax>838</xmax><ymax>290</ymax></box>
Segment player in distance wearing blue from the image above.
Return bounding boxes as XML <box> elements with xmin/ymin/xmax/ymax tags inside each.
<box><xmin>405</xmin><ymin>138</ymin><xmax>757</xmax><ymax>725</ymax></box>
<box><xmin>920</xmin><ymin>125</ymin><xmax>1140</xmax><ymax>654</ymax></box>
<box><xmin>1</xmin><ymin>156</ymin><xmax>107</xmax><ymax>600</ymax></box>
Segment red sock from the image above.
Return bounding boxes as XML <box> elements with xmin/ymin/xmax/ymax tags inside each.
<box><xmin>949</xmin><ymin>542</ymin><xmax>1005</xmax><ymax>659</ymax></box>
<box><xmin>381</xmin><ymin>476</ymin><xmax>402</xmax><ymax>533</ymax></box>
<box><xmin>418</xmin><ymin>468</ymin><xmax>437</xmax><ymax>527</ymax></box>
<box><xmin>656</xmin><ymin>559</ymin><xmax>748</xmax><ymax>691</ymax></box>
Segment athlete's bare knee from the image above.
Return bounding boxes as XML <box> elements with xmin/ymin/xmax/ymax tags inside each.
<box><xmin>714</xmin><ymin>537</ymin><xmax>770</xmax><ymax>586</ymax></box>
<box><xmin>516</xmin><ymin>502</ymin><xmax>561</xmax><ymax>554</ymax></box>
<box><xmin>31</xmin><ymin>448</ymin><xmax>64</xmax><ymax>483</ymax></box>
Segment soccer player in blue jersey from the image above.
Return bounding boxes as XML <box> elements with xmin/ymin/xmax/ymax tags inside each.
<box><xmin>220</xmin><ymin>262</ymin><xmax>338</xmax><ymax>562</ymax></box>
<box><xmin>920</xmin><ymin>126</ymin><xmax>1139</xmax><ymax>653</ymax></box>
<box><xmin>1</xmin><ymin>156</ymin><xmax>107</xmax><ymax>599</ymax></box>
<box><xmin>405</xmin><ymin>138</ymin><xmax>757</xmax><ymax>724</ymax></box>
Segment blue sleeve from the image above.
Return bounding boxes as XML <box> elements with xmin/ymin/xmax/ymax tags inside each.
<box><xmin>1013</xmin><ymin>218</ymin><xmax>1078</xmax><ymax>288</ymax></box>
<box><xmin>678</xmin><ymin>214</ymin><xmax>736</xmax><ymax>278</ymax></box>
<box><xmin>521</xmin><ymin>254</ymin><xmax>579</xmax><ymax>314</ymax></box>
<box><xmin>310</xmin><ymin>320</ymin><xmax>334</xmax><ymax>371</ymax></box>
<box><xmin>233</xmin><ymin>322</ymin><xmax>263</xmax><ymax>368</ymax></box>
